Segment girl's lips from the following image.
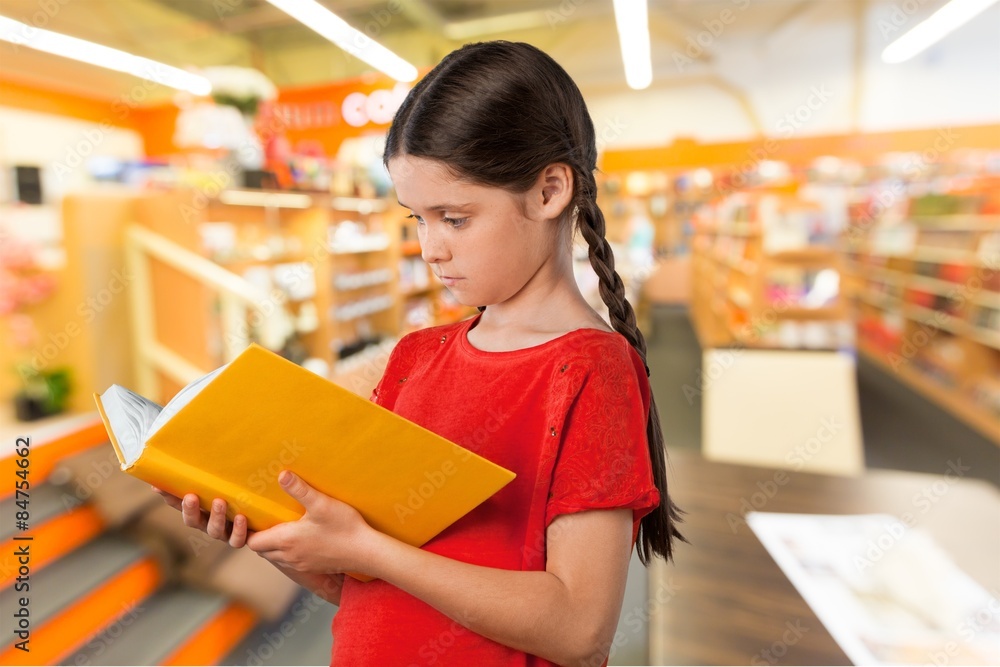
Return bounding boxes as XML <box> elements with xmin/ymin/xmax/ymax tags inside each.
<box><xmin>439</xmin><ymin>276</ymin><xmax>463</xmax><ymax>286</ymax></box>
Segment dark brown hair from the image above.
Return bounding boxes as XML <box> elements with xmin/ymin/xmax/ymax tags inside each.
<box><xmin>384</xmin><ymin>41</ymin><xmax>685</xmax><ymax>563</ymax></box>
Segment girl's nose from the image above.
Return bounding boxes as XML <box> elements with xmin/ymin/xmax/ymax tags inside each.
<box><xmin>419</xmin><ymin>225</ymin><xmax>451</xmax><ymax>265</ymax></box>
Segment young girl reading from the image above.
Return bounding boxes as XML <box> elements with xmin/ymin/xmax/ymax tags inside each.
<box><xmin>156</xmin><ymin>40</ymin><xmax>685</xmax><ymax>666</ymax></box>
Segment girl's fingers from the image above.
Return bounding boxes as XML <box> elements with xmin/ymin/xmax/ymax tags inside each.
<box><xmin>229</xmin><ymin>515</ymin><xmax>248</xmax><ymax>548</ymax></box>
<box><xmin>206</xmin><ymin>499</ymin><xmax>229</xmax><ymax>540</ymax></box>
<box><xmin>181</xmin><ymin>494</ymin><xmax>208</xmax><ymax>531</ymax></box>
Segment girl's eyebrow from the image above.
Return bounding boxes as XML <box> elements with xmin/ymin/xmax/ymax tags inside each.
<box><xmin>397</xmin><ymin>201</ymin><xmax>474</xmax><ymax>211</ymax></box>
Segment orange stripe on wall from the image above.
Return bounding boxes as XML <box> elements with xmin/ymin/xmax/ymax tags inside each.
<box><xmin>0</xmin><ymin>75</ymin><xmax>137</xmax><ymax>129</ymax></box>
<box><xmin>161</xmin><ymin>602</ymin><xmax>258</xmax><ymax>666</ymax></box>
<box><xmin>0</xmin><ymin>557</ymin><xmax>161</xmax><ymax>666</ymax></box>
<box><xmin>600</xmin><ymin>124</ymin><xmax>1000</xmax><ymax>172</ymax></box>
<box><xmin>0</xmin><ymin>505</ymin><xmax>104</xmax><ymax>588</ymax></box>
<box><xmin>0</xmin><ymin>419</ymin><xmax>108</xmax><ymax>500</ymax></box>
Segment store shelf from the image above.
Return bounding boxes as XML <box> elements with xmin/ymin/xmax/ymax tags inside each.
<box><xmin>909</xmin><ymin>215</ymin><xmax>1000</xmax><ymax>230</ymax></box>
<box><xmin>968</xmin><ymin>326</ymin><xmax>1000</xmax><ymax>352</ymax></box>
<box><xmin>903</xmin><ymin>304</ymin><xmax>965</xmax><ymax>336</ymax></box>
<box><xmin>857</xmin><ymin>338</ymin><xmax>999</xmax><ymax>445</ymax></box>
<box><xmin>329</xmin><ymin>236</ymin><xmax>391</xmax><ymax>254</ymax></box>
<box><xmin>691</xmin><ymin>193</ymin><xmax>851</xmax><ymax>352</ymax></box>
<box><xmin>764</xmin><ymin>247</ymin><xmax>838</xmax><ymax>263</ymax></box>
<box><xmin>912</xmin><ymin>246</ymin><xmax>977</xmax><ymax>264</ymax></box>
<box><xmin>908</xmin><ymin>273</ymin><xmax>963</xmax><ymax>296</ymax></box>
<box><xmin>845</xmin><ymin>205</ymin><xmax>1000</xmax><ymax>445</ymax></box>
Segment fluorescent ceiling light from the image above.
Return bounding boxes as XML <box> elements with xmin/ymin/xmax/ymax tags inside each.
<box><xmin>612</xmin><ymin>0</ymin><xmax>652</xmax><ymax>90</ymax></box>
<box><xmin>0</xmin><ymin>14</ymin><xmax>211</xmax><ymax>95</ymax></box>
<box><xmin>882</xmin><ymin>0</ymin><xmax>999</xmax><ymax>63</ymax></box>
<box><xmin>265</xmin><ymin>0</ymin><xmax>418</xmax><ymax>82</ymax></box>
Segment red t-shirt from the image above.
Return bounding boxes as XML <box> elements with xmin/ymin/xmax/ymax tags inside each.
<box><xmin>331</xmin><ymin>313</ymin><xmax>660</xmax><ymax>666</ymax></box>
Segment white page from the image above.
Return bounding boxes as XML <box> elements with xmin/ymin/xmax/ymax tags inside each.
<box><xmin>145</xmin><ymin>362</ymin><xmax>230</xmax><ymax>441</ymax></box>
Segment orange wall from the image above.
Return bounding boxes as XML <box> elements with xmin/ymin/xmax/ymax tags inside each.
<box><xmin>601</xmin><ymin>124</ymin><xmax>1000</xmax><ymax>172</ymax></box>
<box><xmin>0</xmin><ymin>75</ymin><xmax>138</xmax><ymax>130</ymax></box>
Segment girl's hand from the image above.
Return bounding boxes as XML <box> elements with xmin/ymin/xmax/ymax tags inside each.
<box><xmin>151</xmin><ymin>487</ymin><xmax>251</xmax><ymax>548</ymax></box>
<box><xmin>245</xmin><ymin>470</ymin><xmax>373</xmax><ymax>575</ymax></box>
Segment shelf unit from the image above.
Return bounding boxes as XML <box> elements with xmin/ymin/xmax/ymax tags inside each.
<box><xmin>132</xmin><ymin>188</ymin><xmax>476</xmax><ymax>398</ymax></box>
<box><xmin>690</xmin><ymin>192</ymin><xmax>853</xmax><ymax>351</ymax></box>
<box><xmin>842</xmin><ymin>208</ymin><xmax>1000</xmax><ymax>444</ymax></box>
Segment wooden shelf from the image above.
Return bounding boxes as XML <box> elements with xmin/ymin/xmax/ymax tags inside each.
<box><xmin>691</xmin><ymin>195</ymin><xmax>851</xmax><ymax>352</ymax></box>
<box><xmin>845</xmin><ymin>211</ymin><xmax>1000</xmax><ymax>444</ymax></box>
<box><xmin>909</xmin><ymin>215</ymin><xmax>1000</xmax><ymax>230</ymax></box>
<box><xmin>764</xmin><ymin>247</ymin><xmax>838</xmax><ymax>262</ymax></box>
<box><xmin>857</xmin><ymin>338</ymin><xmax>999</xmax><ymax>445</ymax></box>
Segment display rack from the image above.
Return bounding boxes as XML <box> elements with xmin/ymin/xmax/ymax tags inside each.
<box><xmin>842</xmin><ymin>192</ymin><xmax>1000</xmax><ymax>444</ymax></box>
<box><xmin>690</xmin><ymin>190</ymin><xmax>853</xmax><ymax>351</ymax></box>
<box><xmin>130</xmin><ymin>188</ymin><xmax>479</xmax><ymax>392</ymax></box>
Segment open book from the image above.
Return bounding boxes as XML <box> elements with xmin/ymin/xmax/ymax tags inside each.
<box><xmin>94</xmin><ymin>343</ymin><xmax>515</xmax><ymax>580</ymax></box>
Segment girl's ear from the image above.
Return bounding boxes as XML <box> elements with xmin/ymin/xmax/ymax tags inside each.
<box><xmin>531</xmin><ymin>163</ymin><xmax>574</xmax><ymax>221</ymax></box>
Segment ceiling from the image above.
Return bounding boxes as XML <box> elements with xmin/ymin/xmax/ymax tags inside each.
<box><xmin>0</xmin><ymin>0</ymin><xmax>883</xmax><ymax>104</ymax></box>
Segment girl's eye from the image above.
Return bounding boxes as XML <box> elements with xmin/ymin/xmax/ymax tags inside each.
<box><xmin>405</xmin><ymin>214</ymin><xmax>425</xmax><ymax>225</ymax></box>
<box><xmin>442</xmin><ymin>217</ymin><xmax>468</xmax><ymax>228</ymax></box>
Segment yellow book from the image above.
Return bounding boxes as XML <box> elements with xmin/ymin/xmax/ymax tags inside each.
<box><xmin>94</xmin><ymin>343</ymin><xmax>515</xmax><ymax>581</ymax></box>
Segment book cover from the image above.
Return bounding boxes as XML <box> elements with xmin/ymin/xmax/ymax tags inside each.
<box><xmin>93</xmin><ymin>343</ymin><xmax>516</xmax><ymax>579</ymax></box>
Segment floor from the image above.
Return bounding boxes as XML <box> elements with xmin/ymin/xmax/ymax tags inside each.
<box><xmin>645</xmin><ymin>304</ymin><xmax>999</xmax><ymax>487</ymax></box>
<box><xmin>620</xmin><ymin>304</ymin><xmax>1000</xmax><ymax>666</ymax></box>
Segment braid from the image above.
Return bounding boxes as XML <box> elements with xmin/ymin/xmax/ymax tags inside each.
<box><xmin>576</xmin><ymin>175</ymin><xmax>687</xmax><ymax>564</ymax></box>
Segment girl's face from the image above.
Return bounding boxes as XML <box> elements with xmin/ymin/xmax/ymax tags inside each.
<box><xmin>387</xmin><ymin>155</ymin><xmax>568</xmax><ymax>309</ymax></box>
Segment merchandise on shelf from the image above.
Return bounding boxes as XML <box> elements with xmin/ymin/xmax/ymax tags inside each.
<box><xmin>690</xmin><ymin>178</ymin><xmax>850</xmax><ymax>351</ymax></box>
<box><xmin>842</xmin><ymin>165</ymin><xmax>1000</xmax><ymax>442</ymax></box>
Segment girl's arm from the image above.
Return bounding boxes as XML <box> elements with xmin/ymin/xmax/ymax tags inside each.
<box><xmin>246</xmin><ymin>472</ymin><xmax>634</xmax><ymax>667</ymax></box>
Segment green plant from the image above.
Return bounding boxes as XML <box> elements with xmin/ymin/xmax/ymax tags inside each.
<box><xmin>14</xmin><ymin>364</ymin><xmax>71</xmax><ymax>419</ymax></box>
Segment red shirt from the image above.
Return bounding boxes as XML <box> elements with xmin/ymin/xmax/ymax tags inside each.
<box><xmin>331</xmin><ymin>313</ymin><xmax>660</xmax><ymax>666</ymax></box>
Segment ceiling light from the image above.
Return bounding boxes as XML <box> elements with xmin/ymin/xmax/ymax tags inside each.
<box><xmin>265</xmin><ymin>0</ymin><xmax>417</xmax><ymax>82</ymax></box>
<box><xmin>612</xmin><ymin>0</ymin><xmax>653</xmax><ymax>90</ymax></box>
<box><xmin>0</xmin><ymin>14</ymin><xmax>211</xmax><ymax>95</ymax></box>
<box><xmin>882</xmin><ymin>0</ymin><xmax>999</xmax><ymax>63</ymax></box>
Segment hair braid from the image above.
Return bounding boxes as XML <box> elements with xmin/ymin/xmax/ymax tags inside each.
<box><xmin>576</xmin><ymin>174</ymin><xmax>687</xmax><ymax>564</ymax></box>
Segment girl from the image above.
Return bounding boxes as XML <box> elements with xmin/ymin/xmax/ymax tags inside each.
<box><xmin>157</xmin><ymin>40</ymin><xmax>684</xmax><ymax>666</ymax></box>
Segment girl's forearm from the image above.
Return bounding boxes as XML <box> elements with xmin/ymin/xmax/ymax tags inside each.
<box><xmin>361</xmin><ymin>532</ymin><xmax>608</xmax><ymax>666</ymax></box>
